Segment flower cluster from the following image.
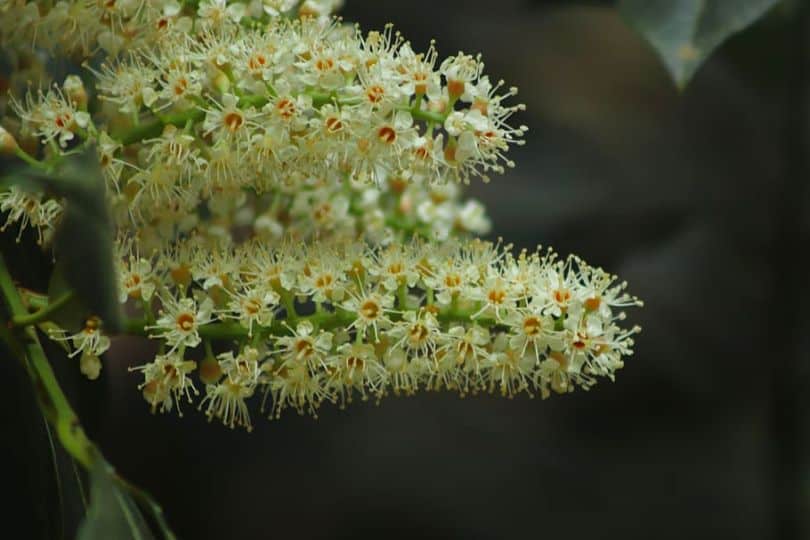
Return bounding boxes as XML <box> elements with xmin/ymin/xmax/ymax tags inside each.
<box><xmin>0</xmin><ymin>0</ymin><xmax>343</xmax><ymax>56</ymax></box>
<box><xmin>90</xmin><ymin>19</ymin><xmax>525</xmax><ymax>192</ymax></box>
<box><xmin>117</xmin><ymin>238</ymin><xmax>641</xmax><ymax>430</ymax></box>
<box><xmin>0</xmin><ymin>186</ymin><xmax>62</xmax><ymax>244</ymax></box>
<box><xmin>3</xmin><ymin>15</ymin><xmax>522</xmax><ymax>241</ymax></box>
<box><xmin>0</xmin><ymin>2</ymin><xmax>643</xmax><ymax>433</ymax></box>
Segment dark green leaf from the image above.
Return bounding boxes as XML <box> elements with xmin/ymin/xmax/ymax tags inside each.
<box><xmin>1</xmin><ymin>147</ymin><xmax>122</xmax><ymax>331</ymax></box>
<box><xmin>46</xmin><ymin>263</ymin><xmax>93</xmax><ymax>334</ymax></box>
<box><xmin>77</xmin><ymin>460</ymin><xmax>155</xmax><ymax>540</ymax></box>
<box><xmin>619</xmin><ymin>0</ymin><xmax>780</xmax><ymax>88</ymax></box>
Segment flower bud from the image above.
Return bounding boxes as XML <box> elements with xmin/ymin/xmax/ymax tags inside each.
<box><xmin>0</xmin><ymin>125</ymin><xmax>18</xmax><ymax>154</ymax></box>
<box><xmin>199</xmin><ymin>356</ymin><xmax>223</xmax><ymax>385</ymax></box>
<box><xmin>63</xmin><ymin>75</ymin><xmax>88</xmax><ymax>109</ymax></box>
<box><xmin>212</xmin><ymin>69</ymin><xmax>230</xmax><ymax>94</ymax></box>
<box><xmin>169</xmin><ymin>263</ymin><xmax>193</xmax><ymax>288</ymax></box>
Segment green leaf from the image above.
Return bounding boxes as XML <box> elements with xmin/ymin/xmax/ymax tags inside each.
<box><xmin>619</xmin><ymin>0</ymin><xmax>780</xmax><ymax>88</ymax></box>
<box><xmin>46</xmin><ymin>263</ymin><xmax>93</xmax><ymax>334</ymax></box>
<box><xmin>77</xmin><ymin>460</ymin><xmax>155</xmax><ymax>540</ymax></box>
<box><xmin>1</xmin><ymin>148</ymin><xmax>122</xmax><ymax>332</ymax></box>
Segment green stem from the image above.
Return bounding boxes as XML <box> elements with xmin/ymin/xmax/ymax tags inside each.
<box><xmin>404</xmin><ymin>101</ymin><xmax>446</xmax><ymax>125</ymax></box>
<box><xmin>0</xmin><ymin>255</ymin><xmax>176</xmax><ymax>536</ymax></box>
<box><xmin>14</xmin><ymin>146</ymin><xmax>51</xmax><ymax>170</ymax></box>
<box><xmin>0</xmin><ymin>253</ymin><xmax>96</xmax><ymax>468</ymax></box>
<box><xmin>397</xmin><ymin>284</ymin><xmax>409</xmax><ymax>310</ymax></box>
<box><xmin>115</xmin><ymin>108</ymin><xmax>205</xmax><ymax>145</ymax></box>
<box><xmin>11</xmin><ymin>291</ymin><xmax>74</xmax><ymax>328</ymax></box>
<box><xmin>125</xmin><ymin>303</ymin><xmax>496</xmax><ymax>341</ymax></box>
<box><xmin>112</xmin><ymin>89</ymin><xmax>447</xmax><ymax>147</ymax></box>
<box><xmin>280</xmin><ymin>291</ymin><xmax>298</xmax><ymax>324</ymax></box>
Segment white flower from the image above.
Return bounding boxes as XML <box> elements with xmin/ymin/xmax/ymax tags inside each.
<box><xmin>342</xmin><ymin>287</ymin><xmax>395</xmax><ymax>341</ymax></box>
<box><xmin>131</xmin><ymin>352</ymin><xmax>199</xmax><ymax>414</ymax></box>
<box><xmin>62</xmin><ymin>316</ymin><xmax>111</xmax><ymax>358</ymax></box>
<box><xmin>440</xmin><ymin>52</ymin><xmax>484</xmax><ymax>101</ymax></box>
<box><xmin>265</xmin><ymin>360</ymin><xmax>327</xmax><ymax>419</ymax></box>
<box><xmin>382</xmin><ymin>347</ymin><xmax>421</xmax><ymax>395</ymax></box>
<box><xmin>262</xmin><ymin>0</ymin><xmax>297</xmax><ymax>16</ymax></box>
<box><xmin>470</xmin><ymin>275</ymin><xmax>518</xmax><ymax>321</ymax></box>
<box><xmin>150</xmin><ymin>296</ymin><xmax>214</xmax><ymax>351</ymax></box>
<box><xmin>326</xmin><ymin>342</ymin><xmax>388</xmax><ymax>405</ymax></box>
<box><xmin>296</xmin><ymin>248</ymin><xmax>348</xmax><ymax>303</ymax></box>
<box><xmin>369</xmin><ymin>244</ymin><xmax>421</xmax><ymax>291</ymax></box>
<box><xmin>119</xmin><ymin>257</ymin><xmax>156</xmax><ymax>303</ymax></box>
<box><xmin>200</xmin><ymin>376</ymin><xmax>256</xmax><ymax>430</ymax></box>
<box><xmin>225</xmin><ymin>286</ymin><xmax>280</xmax><ymax>336</ymax></box>
<box><xmin>219</xmin><ymin>346</ymin><xmax>263</xmax><ymax>386</ymax></box>
<box><xmin>485</xmin><ymin>333</ymin><xmax>536</xmax><ymax>397</ymax></box>
<box><xmin>198</xmin><ymin>0</ymin><xmax>246</xmax><ymax>26</ymax></box>
<box><xmin>13</xmin><ymin>87</ymin><xmax>90</xmax><ymax>148</ymax></box>
<box><xmin>276</xmin><ymin>321</ymin><xmax>333</xmax><ymax>370</ymax></box>
<box><xmin>92</xmin><ymin>60</ymin><xmax>158</xmax><ymax>115</ymax></box>
<box><xmin>298</xmin><ymin>0</ymin><xmax>344</xmax><ymax>21</ymax></box>
<box><xmin>456</xmin><ymin>199</ymin><xmax>490</xmax><ymax>234</ymax></box>
<box><xmin>0</xmin><ymin>187</ymin><xmax>62</xmax><ymax>245</ymax></box>
<box><xmin>437</xmin><ymin>325</ymin><xmax>490</xmax><ymax>392</ymax></box>
<box><xmin>203</xmin><ymin>93</ymin><xmax>257</xmax><ymax>142</ymax></box>
<box><xmin>505</xmin><ymin>308</ymin><xmax>560</xmax><ymax>363</ymax></box>
<box><xmin>387</xmin><ymin>309</ymin><xmax>443</xmax><ymax>360</ymax></box>
<box><xmin>158</xmin><ymin>64</ymin><xmax>203</xmax><ymax>105</ymax></box>
<box><xmin>422</xmin><ymin>255</ymin><xmax>478</xmax><ymax>306</ymax></box>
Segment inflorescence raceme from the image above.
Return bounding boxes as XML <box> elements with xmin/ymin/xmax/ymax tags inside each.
<box><xmin>0</xmin><ymin>1</ymin><xmax>642</xmax><ymax>432</ymax></box>
<box><xmin>111</xmin><ymin>238</ymin><xmax>640</xmax><ymax>431</ymax></box>
<box><xmin>4</xmin><ymin>15</ymin><xmax>525</xmax><ymax>238</ymax></box>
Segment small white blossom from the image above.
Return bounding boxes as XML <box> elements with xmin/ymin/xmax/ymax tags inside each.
<box><xmin>149</xmin><ymin>296</ymin><xmax>214</xmax><ymax>352</ymax></box>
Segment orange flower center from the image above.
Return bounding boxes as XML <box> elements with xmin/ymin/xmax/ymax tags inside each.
<box><xmin>176</xmin><ymin>312</ymin><xmax>195</xmax><ymax>332</ymax></box>
<box><xmin>224</xmin><ymin>111</ymin><xmax>244</xmax><ymax>132</ymax></box>
<box><xmin>360</xmin><ymin>300</ymin><xmax>381</xmax><ymax>320</ymax></box>
<box><xmin>325</xmin><ymin>116</ymin><xmax>343</xmax><ymax>133</ymax></box>
<box><xmin>554</xmin><ymin>289</ymin><xmax>571</xmax><ymax>304</ymax></box>
<box><xmin>295</xmin><ymin>339</ymin><xmax>313</xmax><ymax>357</ymax></box>
<box><xmin>276</xmin><ymin>98</ymin><xmax>296</xmax><ymax>120</ymax></box>
<box><xmin>346</xmin><ymin>356</ymin><xmax>364</xmax><ymax>370</ymax></box>
<box><xmin>584</xmin><ymin>296</ymin><xmax>601</xmax><ymax>311</ymax></box>
<box><xmin>487</xmin><ymin>289</ymin><xmax>506</xmax><ymax>304</ymax></box>
<box><xmin>409</xmin><ymin>324</ymin><xmax>429</xmax><ymax>343</ymax></box>
<box><xmin>377</xmin><ymin>126</ymin><xmax>396</xmax><ymax>144</ymax></box>
<box><xmin>523</xmin><ymin>316</ymin><xmax>541</xmax><ymax>336</ymax></box>
<box><xmin>173</xmin><ymin>77</ymin><xmax>188</xmax><ymax>96</ymax></box>
<box><xmin>366</xmin><ymin>85</ymin><xmax>385</xmax><ymax>103</ymax></box>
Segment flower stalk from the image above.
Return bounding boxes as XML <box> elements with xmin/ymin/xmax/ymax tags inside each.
<box><xmin>10</xmin><ymin>290</ymin><xmax>74</xmax><ymax>328</ymax></box>
<box><xmin>0</xmin><ymin>253</ymin><xmax>95</xmax><ymax>468</ymax></box>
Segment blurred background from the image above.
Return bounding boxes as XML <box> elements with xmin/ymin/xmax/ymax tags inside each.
<box><xmin>4</xmin><ymin>0</ymin><xmax>810</xmax><ymax>539</ymax></box>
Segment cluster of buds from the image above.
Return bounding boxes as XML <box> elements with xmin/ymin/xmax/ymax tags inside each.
<box><xmin>0</xmin><ymin>2</ymin><xmax>642</xmax><ymax>432</ymax></box>
<box><xmin>116</xmin><ymin>238</ymin><xmax>641</xmax><ymax>430</ymax></box>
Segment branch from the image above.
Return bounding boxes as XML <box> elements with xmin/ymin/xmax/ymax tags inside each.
<box><xmin>11</xmin><ymin>291</ymin><xmax>74</xmax><ymax>328</ymax></box>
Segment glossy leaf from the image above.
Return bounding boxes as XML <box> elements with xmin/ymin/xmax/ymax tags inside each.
<box><xmin>619</xmin><ymin>0</ymin><xmax>780</xmax><ymax>88</ymax></box>
<box><xmin>76</xmin><ymin>461</ymin><xmax>154</xmax><ymax>540</ymax></box>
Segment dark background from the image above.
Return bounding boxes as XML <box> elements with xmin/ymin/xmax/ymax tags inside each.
<box><xmin>3</xmin><ymin>1</ymin><xmax>810</xmax><ymax>539</ymax></box>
